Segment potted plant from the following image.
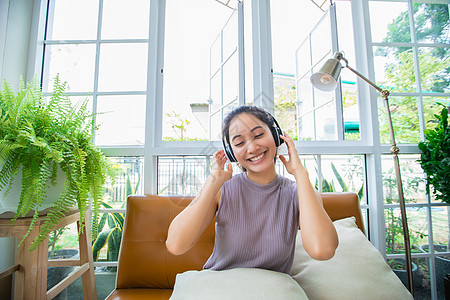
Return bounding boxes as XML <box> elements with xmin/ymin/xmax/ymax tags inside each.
<box><xmin>0</xmin><ymin>76</ymin><xmax>114</xmax><ymax>251</ymax></box>
<box><xmin>418</xmin><ymin>102</ymin><xmax>450</xmax><ymax>294</ymax></box>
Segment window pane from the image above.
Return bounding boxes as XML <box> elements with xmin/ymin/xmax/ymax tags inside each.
<box><xmin>298</xmin><ymin>112</ymin><xmax>314</xmax><ymax>141</ymax></box>
<box><xmin>387</xmin><ymin>256</ymin><xmax>430</xmax><ymax>297</ymax></box>
<box><xmin>413</xmin><ymin>1</ymin><xmax>450</xmax><ymax>44</ymax></box>
<box><xmin>103</xmin><ymin>156</ymin><xmax>144</xmax><ymax>207</ymax></box>
<box><xmin>342</xmin><ymin>79</ymin><xmax>360</xmax><ymax>141</ymax></box>
<box><xmin>42</xmin><ymin>44</ymin><xmax>96</xmax><ymax>93</ymax></box>
<box><xmin>98</xmin><ymin>43</ymin><xmax>148</xmax><ymax>92</ymax></box>
<box><xmin>321</xmin><ymin>155</ymin><xmax>365</xmax><ymax>200</ymax></box>
<box><xmin>210</xmin><ymin>110</ymin><xmax>222</xmax><ymax>141</ymax></box>
<box><xmin>270</xmin><ymin>0</ymin><xmax>323</xmax><ymax>76</ymax></box>
<box><xmin>315</xmin><ymin>101</ymin><xmax>337</xmax><ymax>140</ymax></box>
<box><xmin>378</xmin><ymin>96</ymin><xmax>420</xmax><ymax>144</ymax></box>
<box><xmin>418</xmin><ymin>47</ymin><xmax>450</xmax><ymax>93</ymax></box>
<box><xmin>95</xmin><ymin>95</ymin><xmax>145</xmax><ymax>146</ymax></box>
<box><xmin>222</xmin><ymin>12</ymin><xmax>238</xmax><ymax>61</ymax></box>
<box><xmin>210</xmin><ymin>72</ymin><xmax>221</xmax><ymax>113</ymax></box>
<box><xmin>385</xmin><ymin>207</ymin><xmax>427</xmax><ymax>254</ymax></box>
<box><xmin>46</xmin><ymin>0</ymin><xmax>99</xmax><ymax>40</ymax></box>
<box><xmin>434</xmin><ymin>255</ymin><xmax>450</xmax><ymax>299</ymax></box>
<box><xmin>297</xmin><ymin>74</ymin><xmax>313</xmax><ymax>113</ymax></box>
<box><xmin>423</xmin><ymin>97</ymin><xmax>450</xmax><ymax>133</ymax></box>
<box><xmin>310</xmin><ymin>16</ymin><xmax>332</xmax><ymax>66</ymax></box>
<box><xmin>163</xmin><ymin>0</ymin><xmax>234</xmax><ymax>142</ymax></box>
<box><xmin>369</xmin><ymin>0</ymin><xmax>410</xmax><ymax>43</ymax></box>
<box><xmin>432</xmin><ymin>208</ymin><xmax>449</xmax><ymax>251</ymax></box>
<box><xmin>382</xmin><ymin>154</ymin><xmax>426</xmax><ymax>205</ymax></box>
<box><xmin>374</xmin><ymin>47</ymin><xmax>416</xmax><ymax>93</ymax></box>
<box><xmin>101</xmin><ymin>0</ymin><xmax>150</xmax><ymax>39</ymax></box>
<box><xmin>158</xmin><ymin>156</ymin><xmax>208</xmax><ymax>195</ymax></box>
<box><xmin>274</xmin><ymin>75</ymin><xmax>297</xmax><ymax>139</ymax></box>
<box><xmin>210</xmin><ymin>36</ymin><xmax>221</xmax><ymax>75</ymax></box>
<box><xmin>223</xmin><ymin>53</ymin><xmax>238</xmax><ymax>104</ymax></box>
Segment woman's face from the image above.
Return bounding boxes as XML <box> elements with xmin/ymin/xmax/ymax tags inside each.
<box><xmin>228</xmin><ymin>113</ymin><xmax>277</xmax><ymax>174</ymax></box>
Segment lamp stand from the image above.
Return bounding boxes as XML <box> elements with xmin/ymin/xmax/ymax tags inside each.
<box><xmin>344</xmin><ymin>62</ymin><xmax>414</xmax><ymax>295</ymax></box>
<box><xmin>311</xmin><ymin>51</ymin><xmax>414</xmax><ymax>295</ymax></box>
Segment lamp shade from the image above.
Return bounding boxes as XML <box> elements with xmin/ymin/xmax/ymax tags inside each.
<box><xmin>310</xmin><ymin>57</ymin><xmax>342</xmax><ymax>91</ymax></box>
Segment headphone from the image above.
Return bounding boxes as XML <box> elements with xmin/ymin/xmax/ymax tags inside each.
<box><xmin>222</xmin><ymin>112</ymin><xmax>284</xmax><ymax>163</ymax></box>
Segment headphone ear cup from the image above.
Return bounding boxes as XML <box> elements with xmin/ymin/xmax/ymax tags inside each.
<box><xmin>270</xmin><ymin>127</ymin><xmax>284</xmax><ymax>147</ymax></box>
<box><xmin>224</xmin><ymin>145</ymin><xmax>237</xmax><ymax>162</ymax></box>
<box><xmin>276</xmin><ymin>127</ymin><xmax>284</xmax><ymax>146</ymax></box>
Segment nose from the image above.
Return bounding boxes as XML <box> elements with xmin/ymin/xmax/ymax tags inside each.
<box><xmin>246</xmin><ymin>139</ymin><xmax>259</xmax><ymax>154</ymax></box>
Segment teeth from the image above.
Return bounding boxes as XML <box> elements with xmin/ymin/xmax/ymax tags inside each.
<box><xmin>249</xmin><ymin>152</ymin><xmax>264</xmax><ymax>162</ymax></box>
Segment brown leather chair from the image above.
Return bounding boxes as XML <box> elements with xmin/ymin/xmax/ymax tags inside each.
<box><xmin>106</xmin><ymin>192</ymin><xmax>364</xmax><ymax>300</ymax></box>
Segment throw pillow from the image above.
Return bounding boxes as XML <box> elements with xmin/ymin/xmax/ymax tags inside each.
<box><xmin>170</xmin><ymin>268</ymin><xmax>308</xmax><ymax>300</ymax></box>
<box><xmin>291</xmin><ymin>217</ymin><xmax>413</xmax><ymax>300</ymax></box>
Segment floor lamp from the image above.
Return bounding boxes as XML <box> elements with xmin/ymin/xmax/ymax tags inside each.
<box><xmin>310</xmin><ymin>51</ymin><xmax>414</xmax><ymax>295</ymax></box>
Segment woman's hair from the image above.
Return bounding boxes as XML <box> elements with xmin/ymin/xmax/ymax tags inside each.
<box><xmin>222</xmin><ymin>105</ymin><xmax>278</xmax><ymax>170</ymax></box>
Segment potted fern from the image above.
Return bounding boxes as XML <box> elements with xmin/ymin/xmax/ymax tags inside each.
<box><xmin>0</xmin><ymin>76</ymin><xmax>113</xmax><ymax>251</ymax></box>
<box><xmin>418</xmin><ymin>102</ymin><xmax>450</xmax><ymax>294</ymax></box>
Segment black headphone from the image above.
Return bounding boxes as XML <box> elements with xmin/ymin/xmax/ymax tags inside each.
<box><xmin>222</xmin><ymin>113</ymin><xmax>284</xmax><ymax>163</ymax></box>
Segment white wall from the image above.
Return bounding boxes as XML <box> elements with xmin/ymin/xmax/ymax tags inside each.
<box><xmin>1</xmin><ymin>0</ymin><xmax>34</xmax><ymax>89</ymax></box>
<box><xmin>0</xmin><ymin>0</ymin><xmax>36</xmax><ymax>297</ymax></box>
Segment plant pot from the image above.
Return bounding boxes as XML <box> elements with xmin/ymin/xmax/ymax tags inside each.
<box><xmin>389</xmin><ymin>258</ymin><xmax>423</xmax><ymax>288</ymax></box>
<box><xmin>47</xmin><ymin>249</ymin><xmax>79</xmax><ymax>297</ymax></box>
<box><xmin>419</xmin><ymin>244</ymin><xmax>450</xmax><ymax>294</ymax></box>
<box><xmin>0</xmin><ymin>163</ymin><xmax>66</xmax><ymax>218</ymax></box>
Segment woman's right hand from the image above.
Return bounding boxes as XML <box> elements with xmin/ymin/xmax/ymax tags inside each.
<box><xmin>211</xmin><ymin>150</ymin><xmax>233</xmax><ymax>184</ymax></box>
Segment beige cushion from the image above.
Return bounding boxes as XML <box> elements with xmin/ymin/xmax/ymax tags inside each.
<box><xmin>170</xmin><ymin>268</ymin><xmax>308</xmax><ymax>300</ymax></box>
<box><xmin>291</xmin><ymin>217</ymin><xmax>413</xmax><ymax>300</ymax></box>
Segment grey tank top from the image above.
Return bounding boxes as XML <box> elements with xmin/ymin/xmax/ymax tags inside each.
<box><xmin>203</xmin><ymin>172</ymin><xmax>299</xmax><ymax>274</ymax></box>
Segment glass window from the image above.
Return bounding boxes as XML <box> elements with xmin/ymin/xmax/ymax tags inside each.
<box><xmin>162</xmin><ymin>0</ymin><xmax>236</xmax><ymax>142</ymax></box>
<box><xmin>423</xmin><ymin>97</ymin><xmax>450</xmax><ymax>132</ymax></box>
<box><xmin>321</xmin><ymin>155</ymin><xmax>365</xmax><ymax>199</ymax></box>
<box><xmin>382</xmin><ymin>154</ymin><xmax>426</xmax><ymax>205</ymax></box>
<box><xmin>46</xmin><ymin>0</ymin><xmax>99</xmax><ymax>40</ymax></box>
<box><xmin>158</xmin><ymin>156</ymin><xmax>208</xmax><ymax>195</ymax></box>
<box><xmin>103</xmin><ymin>156</ymin><xmax>144</xmax><ymax>207</ymax></box>
<box><xmin>413</xmin><ymin>1</ymin><xmax>450</xmax><ymax>44</ymax></box>
<box><xmin>95</xmin><ymin>95</ymin><xmax>146</xmax><ymax>146</ymax></box>
<box><xmin>418</xmin><ymin>47</ymin><xmax>450</xmax><ymax>93</ymax></box>
<box><xmin>369</xmin><ymin>0</ymin><xmax>410</xmax><ymax>43</ymax></box>
<box><xmin>378</xmin><ymin>96</ymin><xmax>421</xmax><ymax>144</ymax></box>
<box><xmin>98</xmin><ymin>43</ymin><xmax>148</xmax><ymax>92</ymax></box>
<box><xmin>373</xmin><ymin>46</ymin><xmax>416</xmax><ymax>93</ymax></box>
<box><xmin>101</xmin><ymin>0</ymin><xmax>150</xmax><ymax>39</ymax></box>
<box><xmin>42</xmin><ymin>44</ymin><xmax>96</xmax><ymax>93</ymax></box>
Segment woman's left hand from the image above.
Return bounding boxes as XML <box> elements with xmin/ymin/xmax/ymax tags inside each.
<box><xmin>278</xmin><ymin>132</ymin><xmax>306</xmax><ymax>177</ymax></box>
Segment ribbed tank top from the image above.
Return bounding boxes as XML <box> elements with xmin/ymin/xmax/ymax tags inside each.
<box><xmin>203</xmin><ymin>172</ymin><xmax>299</xmax><ymax>274</ymax></box>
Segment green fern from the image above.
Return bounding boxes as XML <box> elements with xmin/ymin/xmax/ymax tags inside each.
<box><xmin>0</xmin><ymin>76</ymin><xmax>115</xmax><ymax>251</ymax></box>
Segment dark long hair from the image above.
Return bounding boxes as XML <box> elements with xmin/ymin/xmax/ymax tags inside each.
<box><xmin>222</xmin><ymin>105</ymin><xmax>278</xmax><ymax>170</ymax></box>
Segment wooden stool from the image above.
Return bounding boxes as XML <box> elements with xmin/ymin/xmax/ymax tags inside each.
<box><xmin>0</xmin><ymin>210</ymin><xmax>97</xmax><ymax>300</ymax></box>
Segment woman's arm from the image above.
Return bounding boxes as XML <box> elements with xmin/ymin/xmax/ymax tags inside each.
<box><xmin>279</xmin><ymin>134</ymin><xmax>338</xmax><ymax>261</ymax></box>
<box><xmin>166</xmin><ymin>150</ymin><xmax>232</xmax><ymax>255</ymax></box>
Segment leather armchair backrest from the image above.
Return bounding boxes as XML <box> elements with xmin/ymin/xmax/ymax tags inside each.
<box><xmin>115</xmin><ymin>192</ymin><xmax>364</xmax><ymax>289</ymax></box>
<box><xmin>115</xmin><ymin>195</ymin><xmax>215</xmax><ymax>289</ymax></box>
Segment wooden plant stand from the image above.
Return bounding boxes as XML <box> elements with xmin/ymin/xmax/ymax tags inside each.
<box><xmin>0</xmin><ymin>210</ymin><xmax>97</xmax><ymax>300</ymax></box>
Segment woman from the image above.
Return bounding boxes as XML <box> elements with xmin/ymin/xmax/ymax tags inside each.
<box><xmin>166</xmin><ymin>105</ymin><xmax>338</xmax><ymax>274</ymax></box>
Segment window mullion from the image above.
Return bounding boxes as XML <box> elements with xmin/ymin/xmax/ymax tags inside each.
<box><xmin>251</xmin><ymin>0</ymin><xmax>274</xmax><ymax>113</ymax></box>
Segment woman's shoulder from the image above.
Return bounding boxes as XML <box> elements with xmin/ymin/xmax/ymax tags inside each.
<box><xmin>222</xmin><ymin>172</ymin><xmax>245</xmax><ymax>189</ymax></box>
<box><xmin>278</xmin><ymin>175</ymin><xmax>297</xmax><ymax>188</ymax></box>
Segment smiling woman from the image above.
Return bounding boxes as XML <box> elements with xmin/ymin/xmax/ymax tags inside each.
<box><xmin>166</xmin><ymin>105</ymin><xmax>338</xmax><ymax>278</ymax></box>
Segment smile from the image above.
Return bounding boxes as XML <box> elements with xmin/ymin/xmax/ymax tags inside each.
<box><xmin>248</xmin><ymin>152</ymin><xmax>265</xmax><ymax>162</ymax></box>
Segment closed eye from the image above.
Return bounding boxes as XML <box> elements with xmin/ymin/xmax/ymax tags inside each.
<box><xmin>255</xmin><ymin>133</ymin><xmax>264</xmax><ymax>138</ymax></box>
<box><xmin>234</xmin><ymin>141</ymin><xmax>244</xmax><ymax>147</ymax></box>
